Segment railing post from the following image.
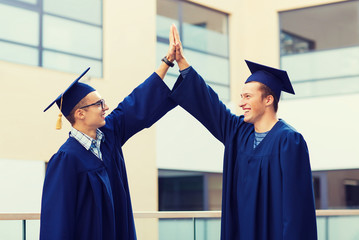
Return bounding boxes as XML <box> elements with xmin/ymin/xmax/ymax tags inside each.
<box><xmin>22</xmin><ymin>220</ymin><xmax>26</xmax><ymax>240</ymax></box>
<box><xmin>193</xmin><ymin>217</ymin><xmax>196</xmax><ymax>240</ymax></box>
<box><xmin>325</xmin><ymin>216</ymin><xmax>329</xmax><ymax>240</ymax></box>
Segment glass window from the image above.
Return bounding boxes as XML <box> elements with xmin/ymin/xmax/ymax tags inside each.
<box><xmin>280</xmin><ymin>1</ymin><xmax>359</xmax><ymax>54</ymax></box>
<box><xmin>43</xmin><ymin>50</ymin><xmax>102</xmax><ymax>77</ymax></box>
<box><xmin>312</xmin><ymin>169</ymin><xmax>359</xmax><ymax>209</ymax></box>
<box><xmin>279</xmin><ymin>1</ymin><xmax>359</xmax><ymax>99</ymax></box>
<box><xmin>328</xmin><ymin>216</ymin><xmax>359</xmax><ymax>239</ymax></box>
<box><xmin>26</xmin><ymin>220</ymin><xmax>40</xmax><ymax>239</ymax></box>
<box><xmin>43</xmin><ymin>15</ymin><xmax>102</xmax><ymax>59</ymax></box>
<box><xmin>157</xmin><ymin>0</ymin><xmax>179</xmax><ymax>40</ymax></box>
<box><xmin>157</xmin><ymin>0</ymin><xmax>230</xmax><ymax>102</ymax></box>
<box><xmin>159</xmin><ymin>219</ymin><xmax>194</xmax><ymax>240</ymax></box>
<box><xmin>0</xmin><ymin>0</ymin><xmax>102</xmax><ymax>76</ymax></box>
<box><xmin>0</xmin><ymin>41</ymin><xmax>38</xmax><ymax>66</ymax></box>
<box><xmin>44</xmin><ymin>0</ymin><xmax>102</xmax><ymax>25</ymax></box>
<box><xmin>16</xmin><ymin>0</ymin><xmax>37</xmax><ymax>4</ymax></box>
<box><xmin>345</xmin><ymin>179</ymin><xmax>359</xmax><ymax>208</ymax></box>
<box><xmin>183</xmin><ymin>22</ymin><xmax>229</xmax><ymax>56</ymax></box>
<box><xmin>210</xmin><ymin>84</ymin><xmax>230</xmax><ymax>102</ymax></box>
<box><xmin>0</xmin><ymin>4</ymin><xmax>39</xmax><ymax>45</ymax></box>
<box><xmin>182</xmin><ymin>1</ymin><xmax>228</xmax><ymax>57</ymax></box>
<box><xmin>0</xmin><ymin>221</ymin><xmax>22</xmax><ymax>240</ymax></box>
<box><xmin>159</xmin><ymin>175</ymin><xmax>204</xmax><ymax>211</ymax></box>
<box><xmin>185</xmin><ymin>48</ymin><xmax>229</xmax><ymax>85</ymax></box>
<box><xmin>158</xmin><ymin>170</ymin><xmax>223</xmax><ymax>211</ymax></box>
<box><xmin>280</xmin><ymin>31</ymin><xmax>315</xmax><ymax>55</ymax></box>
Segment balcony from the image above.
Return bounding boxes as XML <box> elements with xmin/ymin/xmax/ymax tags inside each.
<box><xmin>1</xmin><ymin>210</ymin><xmax>359</xmax><ymax>239</ymax></box>
<box><xmin>281</xmin><ymin>45</ymin><xmax>359</xmax><ymax>99</ymax></box>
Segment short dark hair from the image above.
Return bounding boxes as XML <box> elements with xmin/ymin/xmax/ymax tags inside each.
<box><xmin>65</xmin><ymin>97</ymin><xmax>88</xmax><ymax>125</ymax></box>
<box><xmin>258</xmin><ymin>83</ymin><xmax>279</xmax><ymax>112</ymax></box>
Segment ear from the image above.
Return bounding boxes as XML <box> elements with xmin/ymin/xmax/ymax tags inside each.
<box><xmin>265</xmin><ymin>95</ymin><xmax>274</xmax><ymax>107</ymax></box>
<box><xmin>74</xmin><ymin>108</ymin><xmax>86</xmax><ymax>121</ymax></box>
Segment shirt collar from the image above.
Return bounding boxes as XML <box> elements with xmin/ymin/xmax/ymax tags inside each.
<box><xmin>96</xmin><ymin>129</ymin><xmax>105</xmax><ymax>143</ymax></box>
<box><xmin>70</xmin><ymin>127</ymin><xmax>105</xmax><ymax>150</ymax></box>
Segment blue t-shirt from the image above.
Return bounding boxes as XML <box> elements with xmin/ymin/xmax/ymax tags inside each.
<box><xmin>254</xmin><ymin>131</ymin><xmax>269</xmax><ymax>148</ymax></box>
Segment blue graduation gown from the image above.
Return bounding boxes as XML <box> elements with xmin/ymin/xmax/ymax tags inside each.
<box><xmin>40</xmin><ymin>73</ymin><xmax>176</xmax><ymax>240</ymax></box>
<box><xmin>170</xmin><ymin>67</ymin><xmax>317</xmax><ymax>240</ymax></box>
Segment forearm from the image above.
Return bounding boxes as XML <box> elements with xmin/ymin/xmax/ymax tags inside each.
<box><xmin>177</xmin><ymin>57</ymin><xmax>190</xmax><ymax>71</ymax></box>
<box><xmin>108</xmin><ymin>72</ymin><xmax>176</xmax><ymax>144</ymax></box>
<box><xmin>155</xmin><ymin>60</ymin><xmax>171</xmax><ymax>80</ymax></box>
<box><xmin>171</xmin><ymin>67</ymin><xmax>235</xmax><ymax>143</ymax></box>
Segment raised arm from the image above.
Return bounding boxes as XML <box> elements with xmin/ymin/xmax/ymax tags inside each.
<box><xmin>170</xmin><ymin>25</ymin><xmax>240</xmax><ymax>144</ymax></box>
<box><xmin>104</xmin><ymin>25</ymin><xmax>178</xmax><ymax>145</ymax></box>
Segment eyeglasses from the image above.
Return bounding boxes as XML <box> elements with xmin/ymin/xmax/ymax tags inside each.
<box><xmin>79</xmin><ymin>99</ymin><xmax>106</xmax><ymax>110</ymax></box>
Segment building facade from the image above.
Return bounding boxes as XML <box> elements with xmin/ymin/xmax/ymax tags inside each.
<box><xmin>0</xmin><ymin>0</ymin><xmax>358</xmax><ymax>238</ymax></box>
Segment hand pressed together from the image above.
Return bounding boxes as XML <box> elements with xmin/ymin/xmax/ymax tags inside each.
<box><xmin>168</xmin><ymin>24</ymin><xmax>190</xmax><ymax>70</ymax></box>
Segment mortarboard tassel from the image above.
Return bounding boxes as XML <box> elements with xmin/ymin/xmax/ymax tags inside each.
<box><xmin>56</xmin><ymin>95</ymin><xmax>64</xmax><ymax>130</ymax></box>
<box><xmin>55</xmin><ymin>113</ymin><xmax>62</xmax><ymax>130</ymax></box>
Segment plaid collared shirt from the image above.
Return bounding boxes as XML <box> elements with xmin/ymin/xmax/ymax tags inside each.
<box><xmin>70</xmin><ymin>127</ymin><xmax>105</xmax><ymax>160</ymax></box>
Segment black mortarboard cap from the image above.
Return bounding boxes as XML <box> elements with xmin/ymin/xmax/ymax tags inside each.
<box><xmin>43</xmin><ymin>67</ymin><xmax>95</xmax><ymax>129</ymax></box>
<box><xmin>245</xmin><ymin>60</ymin><xmax>295</xmax><ymax>100</ymax></box>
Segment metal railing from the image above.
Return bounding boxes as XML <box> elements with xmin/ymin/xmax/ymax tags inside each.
<box><xmin>1</xmin><ymin>210</ymin><xmax>359</xmax><ymax>240</ymax></box>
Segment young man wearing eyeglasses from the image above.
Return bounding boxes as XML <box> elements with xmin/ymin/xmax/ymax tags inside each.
<box><xmin>40</xmin><ymin>26</ymin><xmax>177</xmax><ymax>240</ymax></box>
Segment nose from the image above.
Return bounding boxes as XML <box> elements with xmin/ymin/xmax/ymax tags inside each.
<box><xmin>239</xmin><ymin>98</ymin><xmax>246</xmax><ymax>108</ymax></box>
<box><xmin>103</xmin><ymin>103</ymin><xmax>109</xmax><ymax>111</ymax></box>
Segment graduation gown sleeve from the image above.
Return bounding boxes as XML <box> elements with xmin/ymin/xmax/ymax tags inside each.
<box><xmin>105</xmin><ymin>72</ymin><xmax>176</xmax><ymax>145</ymax></box>
<box><xmin>40</xmin><ymin>151</ymin><xmax>77</xmax><ymax>240</ymax></box>
<box><xmin>280</xmin><ymin>132</ymin><xmax>317</xmax><ymax>240</ymax></box>
<box><xmin>170</xmin><ymin>66</ymin><xmax>241</xmax><ymax>144</ymax></box>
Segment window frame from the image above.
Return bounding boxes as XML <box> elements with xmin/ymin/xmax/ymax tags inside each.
<box><xmin>0</xmin><ymin>0</ymin><xmax>103</xmax><ymax>76</ymax></box>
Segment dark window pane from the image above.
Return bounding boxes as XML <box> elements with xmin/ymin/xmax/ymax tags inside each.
<box><xmin>280</xmin><ymin>1</ymin><xmax>359</xmax><ymax>52</ymax></box>
<box><xmin>159</xmin><ymin>176</ymin><xmax>204</xmax><ymax>211</ymax></box>
<box><xmin>345</xmin><ymin>180</ymin><xmax>359</xmax><ymax>208</ymax></box>
<box><xmin>280</xmin><ymin>31</ymin><xmax>315</xmax><ymax>55</ymax></box>
<box><xmin>312</xmin><ymin>169</ymin><xmax>359</xmax><ymax>209</ymax></box>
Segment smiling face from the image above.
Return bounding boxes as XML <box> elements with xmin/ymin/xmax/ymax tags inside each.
<box><xmin>239</xmin><ymin>81</ymin><xmax>268</xmax><ymax>124</ymax></box>
<box><xmin>76</xmin><ymin>91</ymin><xmax>109</xmax><ymax>129</ymax></box>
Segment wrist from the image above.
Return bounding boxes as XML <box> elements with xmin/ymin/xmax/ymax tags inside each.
<box><xmin>177</xmin><ymin>58</ymin><xmax>190</xmax><ymax>70</ymax></box>
<box><xmin>162</xmin><ymin>56</ymin><xmax>174</xmax><ymax>67</ymax></box>
<box><xmin>166</xmin><ymin>54</ymin><xmax>175</xmax><ymax>62</ymax></box>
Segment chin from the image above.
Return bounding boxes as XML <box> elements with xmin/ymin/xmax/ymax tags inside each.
<box><xmin>99</xmin><ymin>120</ymin><xmax>106</xmax><ymax>128</ymax></box>
<box><xmin>243</xmin><ymin>117</ymin><xmax>253</xmax><ymax>124</ymax></box>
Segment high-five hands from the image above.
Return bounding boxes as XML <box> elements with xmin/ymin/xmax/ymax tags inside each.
<box><xmin>156</xmin><ymin>25</ymin><xmax>177</xmax><ymax>79</ymax></box>
<box><xmin>165</xmin><ymin>24</ymin><xmax>176</xmax><ymax>62</ymax></box>
<box><xmin>171</xmin><ymin>24</ymin><xmax>190</xmax><ymax>70</ymax></box>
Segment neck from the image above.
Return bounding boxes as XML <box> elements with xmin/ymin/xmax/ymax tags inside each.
<box><xmin>254</xmin><ymin>112</ymin><xmax>278</xmax><ymax>133</ymax></box>
<box><xmin>72</xmin><ymin>124</ymin><xmax>97</xmax><ymax>139</ymax></box>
